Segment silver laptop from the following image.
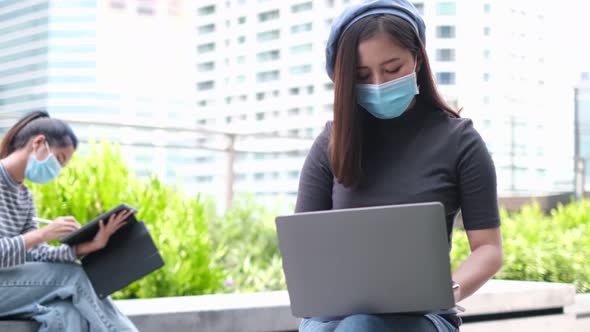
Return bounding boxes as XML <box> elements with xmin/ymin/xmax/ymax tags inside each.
<box><xmin>275</xmin><ymin>202</ymin><xmax>458</xmax><ymax>319</ymax></box>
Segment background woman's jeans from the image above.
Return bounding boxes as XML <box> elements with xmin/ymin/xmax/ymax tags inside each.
<box><xmin>0</xmin><ymin>262</ymin><xmax>137</xmax><ymax>332</ymax></box>
<box><xmin>300</xmin><ymin>313</ymin><xmax>458</xmax><ymax>332</ymax></box>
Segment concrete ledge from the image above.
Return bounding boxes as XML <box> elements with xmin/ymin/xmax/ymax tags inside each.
<box><xmin>457</xmin><ymin>279</ymin><xmax>576</xmax><ymax>316</ymax></box>
<box><xmin>566</xmin><ymin>293</ymin><xmax>590</xmax><ymax>331</ymax></box>
<box><xmin>0</xmin><ymin>280</ymin><xmax>580</xmax><ymax>332</ymax></box>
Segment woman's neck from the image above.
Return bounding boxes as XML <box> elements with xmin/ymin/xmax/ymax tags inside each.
<box><xmin>1</xmin><ymin>150</ymin><xmax>29</xmax><ymax>183</ymax></box>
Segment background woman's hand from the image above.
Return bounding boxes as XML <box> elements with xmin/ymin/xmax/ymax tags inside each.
<box><xmin>39</xmin><ymin>216</ymin><xmax>81</xmax><ymax>242</ymax></box>
<box><xmin>91</xmin><ymin>210</ymin><xmax>134</xmax><ymax>250</ymax></box>
<box><xmin>74</xmin><ymin>210</ymin><xmax>134</xmax><ymax>256</ymax></box>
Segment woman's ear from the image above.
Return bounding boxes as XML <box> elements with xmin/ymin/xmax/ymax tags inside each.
<box><xmin>28</xmin><ymin>135</ymin><xmax>45</xmax><ymax>151</ymax></box>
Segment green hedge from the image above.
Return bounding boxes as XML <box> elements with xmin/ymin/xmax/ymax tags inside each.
<box><xmin>29</xmin><ymin>142</ymin><xmax>224</xmax><ymax>299</ymax></box>
<box><xmin>451</xmin><ymin>202</ymin><xmax>590</xmax><ymax>293</ymax></box>
<box><xmin>208</xmin><ymin>196</ymin><xmax>285</xmax><ymax>293</ymax></box>
<box><xmin>28</xmin><ymin>142</ymin><xmax>590</xmax><ymax>296</ymax></box>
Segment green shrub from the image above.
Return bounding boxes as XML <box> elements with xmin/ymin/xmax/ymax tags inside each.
<box><xmin>26</xmin><ymin>140</ymin><xmax>590</xmax><ymax>295</ymax></box>
<box><xmin>29</xmin><ymin>141</ymin><xmax>224</xmax><ymax>299</ymax></box>
<box><xmin>451</xmin><ymin>201</ymin><xmax>590</xmax><ymax>293</ymax></box>
<box><xmin>209</xmin><ymin>195</ymin><xmax>286</xmax><ymax>292</ymax></box>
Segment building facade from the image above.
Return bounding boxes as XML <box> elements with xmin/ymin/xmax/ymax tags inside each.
<box><xmin>195</xmin><ymin>0</ymin><xmax>575</xmax><ymax>204</ymax></box>
<box><xmin>0</xmin><ymin>0</ymin><xmax>207</xmax><ymax>195</ymax></box>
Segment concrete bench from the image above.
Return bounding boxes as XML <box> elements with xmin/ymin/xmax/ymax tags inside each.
<box><xmin>0</xmin><ymin>280</ymin><xmax>580</xmax><ymax>332</ymax></box>
<box><xmin>566</xmin><ymin>293</ymin><xmax>590</xmax><ymax>331</ymax></box>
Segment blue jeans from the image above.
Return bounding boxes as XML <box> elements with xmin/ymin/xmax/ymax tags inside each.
<box><xmin>0</xmin><ymin>262</ymin><xmax>137</xmax><ymax>332</ymax></box>
<box><xmin>300</xmin><ymin>314</ymin><xmax>458</xmax><ymax>332</ymax></box>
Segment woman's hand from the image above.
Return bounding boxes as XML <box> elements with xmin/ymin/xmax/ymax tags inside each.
<box><xmin>452</xmin><ymin>282</ymin><xmax>461</xmax><ymax>303</ymax></box>
<box><xmin>40</xmin><ymin>216</ymin><xmax>81</xmax><ymax>242</ymax></box>
<box><xmin>24</xmin><ymin>216</ymin><xmax>81</xmax><ymax>250</ymax></box>
<box><xmin>74</xmin><ymin>210</ymin><xmax>134</xmax><ymax>256</ymax></box>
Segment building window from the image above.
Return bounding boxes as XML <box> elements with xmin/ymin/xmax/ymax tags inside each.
<box><xmin>292</xmin><ymin>2</ymin><xmax>312</xmax><ymax>13</ymax></box>
<box><xmin>197</xmin><ymin>5</ymin><xmax>215</xmax><ymax>15</ymax></box>
<box><xmin>291</xmin><ymin>22</ymin><xmax>312</xmax><ymax>34</ymax></box>
<box><xmin>198</xmin><ymin>24</ymin><xmax>215</xmax><ymax>35</ymax></box>
<box><xmin>436</xmin><ymin>72</ymin><xmax>455</xmax><ymax>85</ymax></box>
<box><xmin>256</xmin><ymin>70</ymin><xmax>280</xmax><ymax>83</ymax></box>
<box><xmin>290</xmin><ymin>43</ymin><xmax>312</xmax><ymax>54</ymax></box>
<box><xmin>197</xmin><ymin>81</ymin><xmax>214</xmax><ymax>91</ymax></box>
<box><xmin>110</xmin><ymin>0</ymin><xmax>125</xmax><ymax>9</ymax></box>
<box><xmin>436</xmin><ymin>25</ymin><xmax>456</xmax><ymax>38</ymax></box>
<box><xmin>483</xmin><ymin>3</ymin><xmax>491</xmax><ymax>13</ymax></box>
<box><xmin>436</xmin><ymin>48</ymin><xmax>455</xmax><ymax>61</ymax></box>
<box><xmin>257</xmin><ymin>30</ymin><xmax>280</xmax><ymax>42</ymax></box>
<box><xmin>197</xmin><ymin>62</ymin><xmax>215</xmax><ymax>72</ymax></box>
<box><xmin>436</xmin><ymin>2</ymin><xmax>456</xmax><ymax>15</ymax></box>
<box><xmin>197</xmin><ymin>43</ymin><xmax>215</xmax><ymax>53</ymax></box>
<box><xmin>483</xmin><ymin>26</ymin><xmax>491</xmax><ymax>36</ymax></box>
<box><xmin>238</xmin><ymin>16</ymin><xmax>246</xmax><ymax>24</ymax></box>
<box><xmin>257</xmin><ymin>50</ymin><xmax>280</xmax><ymax>62</ymax></box>
<box><xmin>137</xmin><ymin>0</ymin><xmax>155</xmax><ymax>15</ymax></box>
<box><xmin>290</xmin><ymin>64</ymin><xmax>312</xmax><ymax>75</ymax></box>
<box><xmin>325</xmin><ymin>0</ymin><xmax>335</xmax><ymax>7</ymax></box>
<box><xmin>483</xmin><ymin>72</ymin><xmax>491</xmax><ymax>81</ymax></box>
<box><xmin>289</xmin><ymin>87</ymin><xmax>300</xmax><ymax>95</ymax></box>
<box><xmin>412</xmin><ymin>2</ymin><xmax>424</xmax><ymax>15</ymax></box>
<box><xmin>258</xmin><ymin>9</ymin><xmax>279</xmax><ymax>22</ymax></box>
<box><xmin>483</xmin><ymin>49</ymin><xmax>491</xmax><ymax>59</ymax></box>
<box><xmin>237</xmin><ymin>36</ymin><xmax>246</xmax><ymax>44</ymax></box>
<box><xmin>256</xmin><ymin>112</ymin><xmax>265</xmax><ymax>120</ymax></box>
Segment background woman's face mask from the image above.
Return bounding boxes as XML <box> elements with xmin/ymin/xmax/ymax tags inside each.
<box><xmin>25</xmin><ymin>141</ymin><xmax>62</xmax><ymax>184</ymax></box>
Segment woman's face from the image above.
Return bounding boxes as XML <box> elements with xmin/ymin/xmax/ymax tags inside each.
<box><xmin>356</xmin><ymin>32</ymin><xmax>417</xmax><ymax>85</ymax></box>
<box><xmin>31</xmin><ymin>136</ymin><xmax>75</xmax><ymax>167</ymax></box>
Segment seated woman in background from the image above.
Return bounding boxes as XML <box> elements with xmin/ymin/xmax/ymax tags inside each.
<box><xmin>0</xmin><ymin>111</ymin><xmax>137</xmax><ymax>332</ymax></box>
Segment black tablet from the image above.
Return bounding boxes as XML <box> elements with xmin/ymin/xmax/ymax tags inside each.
<box><xmin>60</xmin><ymin>203</ymin><xmax>137</xmax><ymax>245</ymax></box>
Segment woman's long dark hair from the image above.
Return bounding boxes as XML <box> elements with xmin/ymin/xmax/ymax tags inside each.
<box><xmin>0</xmin><ymin>111</ymin><xmax>78</xmax><ymax>158</ymax></box>
<box><xmin>329</xmin><ymin>14</ymin><xmax>459</xmax><ymax>188</ymax></box>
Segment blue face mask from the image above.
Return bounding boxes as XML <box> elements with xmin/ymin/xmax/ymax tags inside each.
<box><xmin>25</xmin><ymin>141</ymin><xmax>62</xmax><ymax>184</ymax></box>
<box><xmin>356</xmin><ymin>70</ymin><xmax>419</xmax><ymax>120</ymax></box>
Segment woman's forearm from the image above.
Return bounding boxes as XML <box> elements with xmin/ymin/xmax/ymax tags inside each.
<box><xmin>452</xmin><ymin>244</ymin><xmax>503</xmax><ymax>301</ymax></box>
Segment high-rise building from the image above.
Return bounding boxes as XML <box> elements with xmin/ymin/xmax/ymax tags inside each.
<box><xmin>195</xmin><ymin>0</ymin><xmax>574</xmax><ymax>204</ymax></box>
<box><xmin>0</xmin><ymin>0</ymin><xmax>204</xmax><ymax>194</ymax></box>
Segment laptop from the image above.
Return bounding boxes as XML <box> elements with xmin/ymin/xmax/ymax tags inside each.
<box><xmin>275</xmin><ymin>202</ymin><xmax>460</xmax><ymax>319</ymax></box>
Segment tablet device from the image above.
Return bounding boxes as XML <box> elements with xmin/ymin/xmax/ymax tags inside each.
<box><xmin>60</xmin><ymin>203</ymin><xmax>137</xmax><ymax>245</ymax></box>
<box><xmin>81</xmin><ymin>220</ymin><xmax>165</xmax><ymax>299</ymax></box>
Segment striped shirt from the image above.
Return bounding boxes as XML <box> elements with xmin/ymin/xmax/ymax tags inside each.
<box><xmin>0</xmin><ymin>162</ymin><xmax>76</xmax><ymax>269</ymax></box>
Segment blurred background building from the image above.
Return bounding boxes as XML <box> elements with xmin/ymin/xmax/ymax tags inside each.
<box><xmin>0</xmin><ymin>0</ymin><xmax>584</xmax><ymax>208</ymax></box>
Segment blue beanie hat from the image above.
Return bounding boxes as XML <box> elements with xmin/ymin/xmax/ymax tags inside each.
<box><xmin>325</xmin><ymin>0</ymin><xmax>425</xmax><ymax>81</ymax></box>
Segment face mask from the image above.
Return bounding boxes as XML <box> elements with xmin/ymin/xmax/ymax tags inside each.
<box><xmin>355</xmin><ymin>63</ymin><xmax>419</xmax><ymax>120</ymax></box>
<box><xmin>25</xmin><ymin>141</ymin><xmax>62</xmax><ymax>184</ymax></box>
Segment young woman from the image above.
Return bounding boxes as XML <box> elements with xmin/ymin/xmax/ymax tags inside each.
<box><xmin>295</xmin><ymin>1</ymin><xmax>503</xmax><ymax>331</ymax></box>
<box><xmin>0</xmin><ymin>111</ymin><xmax>137</xmax><ymax>331</ymax></box>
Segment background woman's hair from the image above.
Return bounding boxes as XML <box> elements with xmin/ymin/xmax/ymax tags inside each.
<box><xmin>0</xmin><ymin>111</ymin><xmax>78</xmax><ymax>158</ymax></box>
<box><xmin>330</xmin><ymin>14</ymin><xmax>459</xmax><ymax>188</ymax></box>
